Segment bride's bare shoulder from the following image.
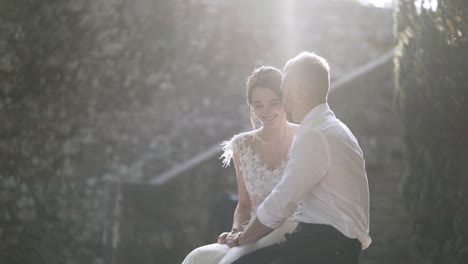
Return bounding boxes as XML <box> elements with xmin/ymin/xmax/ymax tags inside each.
<box><xmin>235</xmin><ymin>128</ymin><xmax>261</xmax><ymax>144</ymax></box>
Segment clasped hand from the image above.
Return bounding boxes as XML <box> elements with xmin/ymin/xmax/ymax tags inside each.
<box><xmin>217</xmin><ymin>230</ymin><xmax>240</xmax><ymax>247</ymax></box>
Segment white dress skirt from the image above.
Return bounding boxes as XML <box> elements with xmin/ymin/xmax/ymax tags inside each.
<box><xmin>181</xmin><ymin>218</ymin><xmax>297</xmax><ymax>264</ymax></box>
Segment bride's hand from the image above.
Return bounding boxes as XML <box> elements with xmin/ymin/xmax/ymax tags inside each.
<box><xmin>218</xmin><ymin>228</ymin><xmax>239</xmax><ymax>244</ymax></box>
<box><xmin>217</xmin><ymin>232</ymin><xmax>231</xmax><ymax>244</ymax></box>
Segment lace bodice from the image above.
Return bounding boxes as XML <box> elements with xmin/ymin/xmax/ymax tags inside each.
<box><xmin>220</xmin><ymin>133</ymin><xmax>288</xmax><ymax>214</ymax></box>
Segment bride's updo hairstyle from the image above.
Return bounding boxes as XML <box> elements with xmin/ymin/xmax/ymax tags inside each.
<box><xmin>246</xmin><ymin>66</ymin><xmax>283</xmax><ymax>129</ymax></box>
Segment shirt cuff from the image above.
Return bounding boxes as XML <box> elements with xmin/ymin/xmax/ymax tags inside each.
<box><xmin>256</xmin><ymin>203</ymin><xmax>284</xmax><ymax>229</ymax></box>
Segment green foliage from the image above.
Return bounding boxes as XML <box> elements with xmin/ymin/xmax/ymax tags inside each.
<box><xmin>395</xmin><ymin>0</ymin><xmax>468</xmax><ymax>262</ymax></box>
<box><xmin>1</xmin><ymin>2</ymin><xmax>93</xmax><ymax>263</ymax></box>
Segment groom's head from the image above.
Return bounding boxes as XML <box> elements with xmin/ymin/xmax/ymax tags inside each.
<box><xmin>281</xmin><ymin>52</ymin><xmax>330</xmax><ymax>123</ymax></box>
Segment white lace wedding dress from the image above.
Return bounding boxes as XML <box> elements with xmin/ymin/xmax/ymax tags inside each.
<box><xmin>182</xmin><ymin>132</ymin><xmax>297</xmax><ymax>264</ymax></box>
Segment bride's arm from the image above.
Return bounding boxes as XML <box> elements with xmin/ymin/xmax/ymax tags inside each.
<box><xmin>231</xmin><ymin>150</ymin><xmax>252</xmax><ymax>232</ymax></box>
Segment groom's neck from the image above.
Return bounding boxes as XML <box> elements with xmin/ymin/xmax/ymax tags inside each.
<box><xmin>297</xmin><ymin>99</ymin><xmax>327</xmax><ymax>123</ymax></box>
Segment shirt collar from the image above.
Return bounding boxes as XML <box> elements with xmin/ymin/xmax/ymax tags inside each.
<box><xmin>301</xmin><ymin>103</ymin><xmax>332</xmax><ymax>126</ymax></box>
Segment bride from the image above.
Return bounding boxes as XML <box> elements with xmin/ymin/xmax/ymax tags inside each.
<box><xmin>182</xmin><ymin>66</ymin><xmax>299</xmax><ymax>264</ymax></box>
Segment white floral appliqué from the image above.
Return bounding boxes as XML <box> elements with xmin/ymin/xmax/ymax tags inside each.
<box><xmin>220</xmin><ymin>134</ymin><xmax>288</xmax><ymax>213</ymax></box>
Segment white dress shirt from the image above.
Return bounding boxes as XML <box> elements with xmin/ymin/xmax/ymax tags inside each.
<box><xmin>256</xmin><ymin>103</ymin><xmax>371</xmax><ymax>249</ymax></box>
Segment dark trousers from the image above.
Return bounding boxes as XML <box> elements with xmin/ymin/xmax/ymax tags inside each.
<box><xmin>232</xmin><ymin>223</ymin><xmax>361</xmax><ymax>264</ymax></box>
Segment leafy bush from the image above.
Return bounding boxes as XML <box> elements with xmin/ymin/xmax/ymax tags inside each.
<box><xmin>395</xmin><ymin>0</ymin><xmax>468</xmax><ymax>262</ymax></box>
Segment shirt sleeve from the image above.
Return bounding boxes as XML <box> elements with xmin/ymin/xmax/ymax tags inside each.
<box><xmin>256</xmin><ymin>129</ymin><xmax>330</xmax><ymax>229</ymax></box>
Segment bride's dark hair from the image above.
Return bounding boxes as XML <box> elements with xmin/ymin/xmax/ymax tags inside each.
<box><xmin>246</xmin><ymin>66</ymin><xmax>283</xmax><ymax>129</ymax></box>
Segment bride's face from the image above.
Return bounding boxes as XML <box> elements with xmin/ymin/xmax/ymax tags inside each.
<box><xmin>250</xmin><ymin>87</ymin><xmax>285</xmax><ymax>128</ymax></box>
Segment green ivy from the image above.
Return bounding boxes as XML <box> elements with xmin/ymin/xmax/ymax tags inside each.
<box><xmin>395</xmin><ymin>0</ymin><xmax>468</xmax><ymax>262</ymax></box>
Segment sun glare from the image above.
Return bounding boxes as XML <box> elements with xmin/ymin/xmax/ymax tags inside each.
<box><xmin>415</xmin><ymin>0</ymin><xmax>438</xmax><ymax>11</ymax></box>
<box><xmin>279</xmin><ymin>0</ymin><xmax>299</xmax><ymax>56</ymax></box>
<box><xmin>359</xmin><ymin>0</ymin><xmax>394</xmax><ymax>8</ymax></box>
<box><xmin>359</xmin><ymin>0</ymin><xmax>438</xmax><ymax>11</ymax></box>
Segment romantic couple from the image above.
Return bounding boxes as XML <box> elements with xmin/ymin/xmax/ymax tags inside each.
<box><xmin>182</xmin><ymin>52</ymin><xmax>371</xmax><ymax>264</ymax></box>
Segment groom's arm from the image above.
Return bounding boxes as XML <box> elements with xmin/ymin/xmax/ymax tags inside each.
<box><xmin>228</xmin><ymin>130</ymin><xmax>329</xmax><ymax>247</ymax></box>
<box><xmin>231</xmin><ymin>217</ymin><xmax>273</xmax><ymax>246</ymax></box>
<box><xmin>257</xmin><ymin>130</ymin><xmax>329</xmax><ymax>227</ymax></box>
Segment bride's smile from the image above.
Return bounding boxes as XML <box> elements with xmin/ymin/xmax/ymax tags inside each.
<box><xmin>261</xmin><ymin>114</ymin><xmax>277</xmax><ymax>122</ymax></box>
<box><xmin>250</xmin><ymin>87</ymin><xmax>285</xmax><ymax>129</ymax></box>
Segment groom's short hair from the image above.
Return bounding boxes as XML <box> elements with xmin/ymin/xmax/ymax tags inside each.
<box><xmin>283</xmin><ymin>52</ymin><xmax>330</xmax><ymax>101</ymax></box>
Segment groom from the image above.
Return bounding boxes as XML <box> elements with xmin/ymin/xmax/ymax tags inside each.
<box><xmin>225</xmin><ymin>52</ymin><xmax>371</xmax><ymax>263</ymax></box>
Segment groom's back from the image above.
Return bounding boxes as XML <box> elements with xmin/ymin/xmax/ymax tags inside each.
<box><xmin>321</xmin><ymin>118</ymin><xmax>368</xmax><ymax>203</ymax></box>
<box><xmin>294</xmin><ymin>107</ymin><xmax>371</xmax><ymax>249</ymax></box>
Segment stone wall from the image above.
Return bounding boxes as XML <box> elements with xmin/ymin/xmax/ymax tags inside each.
<box><xmin>116</xmin><ymin>156</ymin><xmax>237</xmax><ymax>263</ymax></box>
